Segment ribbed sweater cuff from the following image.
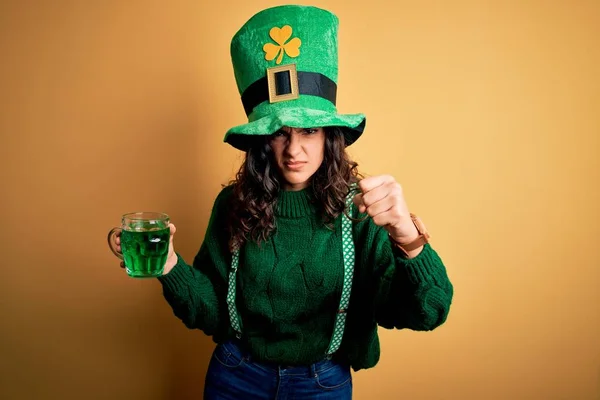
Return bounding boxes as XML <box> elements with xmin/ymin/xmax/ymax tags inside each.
<box><xmin>393</xmin><ymin>244</ymin><xmax>444</xmax><ymax>286</ymax></box>
<box><xmin>157</xmin><ymin>253</ymin><xmax>192</xmax><ymax>294</ymax></box>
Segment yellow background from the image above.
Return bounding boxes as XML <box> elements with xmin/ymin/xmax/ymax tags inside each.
<box><xmin>1</xmin><ymin>1</ymin><xmax>599</xmax><ymax>399</ymax></box>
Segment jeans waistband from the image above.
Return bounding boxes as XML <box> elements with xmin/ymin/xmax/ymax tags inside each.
<box><xmin>222</xmin><ymin>339</ymin><xmax>338</xmax><ymax>376</ymax></box>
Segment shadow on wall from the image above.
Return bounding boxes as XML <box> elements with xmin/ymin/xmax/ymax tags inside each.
<box><xmin>95</xmin><ymin>68</ymin><xmax>226</xmax><ymax>398</ymax></box>
<box><xmin>145</xmin><ymin>91</ymin><xmax>224</xmax><ymax>399</ymax></box>
<box><xmin>151</xmin><ymin>291</ymin><xmax>215</xmax><ymax>400</ymax></box>
<box><xmin>103</xmin><ymin>120</ymin><xmax>220</xmax><ymax>400</ymax></box>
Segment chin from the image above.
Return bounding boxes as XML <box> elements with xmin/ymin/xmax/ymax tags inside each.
<box><xmin>282</xmin><ymin>173</ymin><xmax>311</xmax><ymax>188</ymax></box>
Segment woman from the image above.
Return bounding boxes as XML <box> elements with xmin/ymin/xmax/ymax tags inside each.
<box><xmin>113</xmin><ymin>5</ymin><xmax>453</xmax><ymax>399</ymax></box>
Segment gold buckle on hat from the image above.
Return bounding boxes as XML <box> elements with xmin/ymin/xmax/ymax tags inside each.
<box><xmin>266</xmin><ymin>63</ymin><xmax>299</xmax><ymax>103</ymax></box>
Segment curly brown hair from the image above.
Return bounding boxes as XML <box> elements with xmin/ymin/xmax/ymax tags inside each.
<box><xmin>226</xmin><ymin>126</ymin><xmax>362</xmax><ymax>251</ymax></box>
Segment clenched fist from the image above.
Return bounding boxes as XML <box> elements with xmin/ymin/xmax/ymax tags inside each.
<box><xmin>353</xmin><ymin>175</ymin><xmax>423</xmax><ymax>256</ymax></box>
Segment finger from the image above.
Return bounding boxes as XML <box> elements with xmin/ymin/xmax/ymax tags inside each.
<box><xmin>372</xmin><ymin>211</ymin><xmax>398</xmax><ymax>228</ymax></box>
<box><xmin>364</xmin><ymin>195</ymin><xmax>395</xmax><ymax>218</ymax></box>
<box><xmin>358</xmin><ymin>175</ymin><xmax>395</xmax><ymax>194</ymax></box>
<box><xmin>116</xmin><ymin>245</ymin><xmax>121</xmax><ymax>253</ymax></box>
<box><xmin>169</xmin><ymin>223</ymin><xmax>176</xmax><ymax>236</ymax></box>
<box><xmin>352</xmin><ymin>193</ymin><xmax>366</xmax><ymax>213</ymax></box>
<box><xmin>361</xmin><ymin>183</ymin><xmax>393</xmax><ymax>208</ymax></box>
<box><xmin>115</xmin><ymin>236</ymin><xmax>120</xmax><ymax>245</ymax></box>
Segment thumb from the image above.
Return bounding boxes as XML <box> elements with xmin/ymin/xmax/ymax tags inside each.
<box><xmin>168</xmin><ymin>223</ymin><xmax>176</xmax><ymax>248</ymax></box>
<box><xmin>353</xmin><ymin>193</ymin><xmax>366</xmax><ymax>213</ymax></box>
<box><xmin>163</xmin><ymin>223</ymin><xmax>178</xmax><ymax>272</ymax></box>
<box><xmin>167</xmin><ymin>223</ymin><xmax>177</xmax><ymax>260</ymax></box>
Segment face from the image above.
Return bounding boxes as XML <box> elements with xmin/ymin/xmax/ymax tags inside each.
<box><xmin>269</xmin><ymin>126</ymin><xmax>326</xmax><ymax>191</ymax></box>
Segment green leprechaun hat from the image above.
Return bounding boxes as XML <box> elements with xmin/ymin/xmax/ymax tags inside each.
<box><xmin>224</xmin><ymin>5</ymin><xmax>366</xmax><ymax>151</ymax></box>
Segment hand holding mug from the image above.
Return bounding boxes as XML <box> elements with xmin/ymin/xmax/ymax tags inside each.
<box><xmin>108</xmin><ymin>212</ymin><xmax>177</xmax><ymax>278</ymax></box>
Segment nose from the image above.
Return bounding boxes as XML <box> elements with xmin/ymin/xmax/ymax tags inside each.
<box><xmin>284</xmin><ymin>132</ymin><xmax>302</xmax><ymax>157</ymax></box>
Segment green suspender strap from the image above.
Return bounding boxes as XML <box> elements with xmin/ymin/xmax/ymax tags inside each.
<box><xmin>226</xmin><ymin>186</ymin><xmax>358</xmax><ymax>355</ymax></box>
<box><xmin>226</xmin><ymin>248</ymin><xmax>243</xmax><ymax>338</ymax></box>
<box><xmin>325</xmin><ymin>185</ymin><xmax>357</xmax><ymax>355</ymax></box>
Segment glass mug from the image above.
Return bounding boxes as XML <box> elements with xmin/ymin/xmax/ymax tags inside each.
<box><xmin>107</xmin><ymin>212</ymin><xmax>170</xmax><ymax>278</ymax></box>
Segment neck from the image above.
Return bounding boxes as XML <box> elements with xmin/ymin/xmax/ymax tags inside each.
<box><xmin>282</xmin><ymin>180</ymin><xmax>310</xmax><ymax>191</ymax></box>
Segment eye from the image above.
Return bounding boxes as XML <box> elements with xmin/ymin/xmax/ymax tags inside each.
<box><xmin>303</xmin><ymin>128</ymin><xmax>318</xmax><ymax>135</ymax></box>
<box><xmin>272</xmin><ymin>130</ymin><xmax>286</xmax><ymax>138</ymax></box>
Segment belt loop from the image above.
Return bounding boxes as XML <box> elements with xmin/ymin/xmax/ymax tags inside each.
<box><xmin>310</xmin><ymin>362</ymin><xmax>317</xmax><ymax>377</ymax></box>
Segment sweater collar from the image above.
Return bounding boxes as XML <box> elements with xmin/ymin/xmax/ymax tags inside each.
<box><xmin>276</xmin><ymin>188</ymin><xmax>315</xmax><ymax>218</ymax></box>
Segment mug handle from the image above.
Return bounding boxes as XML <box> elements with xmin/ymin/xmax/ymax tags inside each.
<box><xmin>107</xmin><ymin>227</ymin><xmax>124</xmax><ymax>260</ymax></box>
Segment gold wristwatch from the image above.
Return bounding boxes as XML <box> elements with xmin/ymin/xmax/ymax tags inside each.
<box><xmin>389</xmin><ymin>213</ymin><xmax>430</xmax><ymax>257</ymax></box>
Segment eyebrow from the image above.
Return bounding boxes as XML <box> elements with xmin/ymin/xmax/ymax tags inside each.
<box><xmin>273</xmin><ymin>127</ymin><xmax>317</xmax><ymax>136</ymax></box>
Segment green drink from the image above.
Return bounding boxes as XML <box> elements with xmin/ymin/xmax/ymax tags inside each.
<box><xmin>108</xmin><ymin>212</ymin><xmax>170</xmax><ymax>278</ymax></box>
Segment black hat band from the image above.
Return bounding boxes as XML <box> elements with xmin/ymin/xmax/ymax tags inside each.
<box><xmin>241</xmin><ymin>68</ymin><xmax>337</xmax><ymax>117</ymax></box>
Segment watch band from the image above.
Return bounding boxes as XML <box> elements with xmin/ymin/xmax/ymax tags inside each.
<box><xmin>389</xmin><ymin>213</ymin><xmax>430</xmax><ymax>257</ymax></box>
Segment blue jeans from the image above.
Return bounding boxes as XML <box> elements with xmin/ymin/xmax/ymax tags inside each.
<box><xmin>204</xmin><ymin>340</ymin><xmax>353</xmax><ymax>399</ymax></box>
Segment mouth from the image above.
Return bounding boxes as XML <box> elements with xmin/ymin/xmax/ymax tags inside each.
<box><xmin>284</xmin><ymin>161</ymin><xmax>307</xmax><ymax>170</ymax></box>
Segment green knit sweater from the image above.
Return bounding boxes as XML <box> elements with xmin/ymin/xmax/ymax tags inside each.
<box><xmin>158</xmin><ymin>185</ymin><xmax>453</xmax><ymax>371</ymax></box>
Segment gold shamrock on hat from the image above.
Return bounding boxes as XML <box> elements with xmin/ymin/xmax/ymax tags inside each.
<box><xmin>263</xmin><ymin>25</ymin><xmax>301</xmax><ymax>64</ymax></box>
